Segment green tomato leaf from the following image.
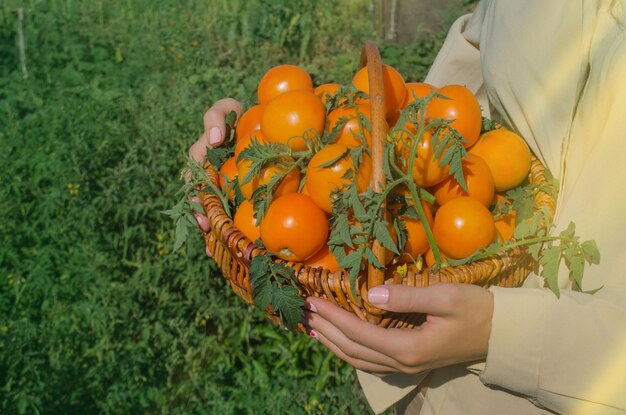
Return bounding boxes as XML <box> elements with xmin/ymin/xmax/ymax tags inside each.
<box><xmin>172</xmin><ymin>216</ymin><xmax>190</xmax><ymax>252</ymax></box>
<box><xmin>564</xmin><ymin>243</ymin><xmax>585</xmax><ymax>290</ymax></box>
<box><xmin>582</xmin><ymin>240</ymin><xmax>601</xmax><ymax>265</ymax></box>
<box><xmin>348</xmin><ymin>260</ymin><xmax>362</xmax><ymax>305</ymax></box>
<box><xmin>363</xmin><ymin>247</ymin><xmax>384</xmax><ymax>269</ymax></box>
<box><xmin>559</xmin><ymin>221</ymin><xmax>577</xmax><ymax>240</ymax></box>
<box><xmin>393</xmin><ymin>218</ymin><xmax>407</xmax><ymax>254</ymax></box>
<box><xmin>528</xmin><ymin>240</ymin><xmax>543</xmax><ymax>261</ymax></box>
<box><xmin>373</xmin><ymin>221</ymin><xmax>399</xmax><ymax>255</ymax></box>
<box><xmin>513</xmin><ymin>218</ymin><xmax>535</xmax><ymax>240</ymax></box>
<box><xmin>539</xmin><ymin>244</ymin><xmax>562</xmax><ymax>298</ymax></box>
<box><xmin>272</xmin><ymin>284</ymin><xmax>304</xmax><ymax>331</ymax></box>
<box><xmin>250</xmin><ymin>255</ymin><xmax>273</xmax><ymax>311</ymax></box>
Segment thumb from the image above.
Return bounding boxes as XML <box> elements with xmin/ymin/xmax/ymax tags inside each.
<box><xmin>202</xmin><ymin>98</ymin><xmax>244</xmax><ymax>147</ymax></box>
<box><xmin>367</xmin><ymin>283</ymin><xmax>467</xmax><ymax>315</ymax></box>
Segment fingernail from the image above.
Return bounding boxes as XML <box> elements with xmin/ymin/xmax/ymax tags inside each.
<box><xmin>304</xmin><ymin>302</ymin><xmax>318</xmax><ymax>313</ymax></box>
<box><xmin>208</xmin><ymin>127</ymin><xmax>222</xmax><ymax>145</ymax></box>
<box><xmin>300</xmin><ymin>319</ymin><xmax>317</xmax><ymax>339</ymax></box>
<box><xmin>368</xmin><ymin>286</ymin><xmax>389</xmax><ymax>305</ymax></box>
<box><xmin>194</xmin><ymin>213</ymin><xmax>210</xmax><ymax>232</ymax></box>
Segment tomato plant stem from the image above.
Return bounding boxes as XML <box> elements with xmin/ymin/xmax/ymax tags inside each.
<box><xmin>471</xmin><ymin>235</ymin><xmax>568</xmax><ymax>261</ymax></box>
<box><xmin>404</xmin><ymin>100</ymin><xmax>444</xmax><ymax>265</ymax></box>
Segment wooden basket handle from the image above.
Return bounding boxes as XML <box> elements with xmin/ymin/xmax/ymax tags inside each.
<box><xmin>359</xmin><ymin>41</ymin><xmax>388</xmax><ymax>316</ymax></box>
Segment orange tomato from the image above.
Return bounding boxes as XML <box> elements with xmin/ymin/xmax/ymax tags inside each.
<box><xmin>257</xmin><ymin>64</ymin><xmax>313</xmax><ymax>105</ymax></box>
<box><xmin>260</xmin><ymin>193</ymin><xmax>329</xmax><ymax>262</ymax></box>
<box><xmin>353</xmin><ymin>64</ymin><xmax>406</xmax><ymax>123</ymax></box>
<box><xmin>494</xmin><ymin>211</ymin><xmax>517</xmax><ymax>243</ymax></box>
<box><xmin>431</xmin><ymin>154</ymin><xmax>495</xmax><ymax>207</ymax></box>
<box><xmin>395</xmin><ymin>128</ymin><xmax>451</xmax><ymax>187</ymax></box>
<box><xmin>432</xmin><ymin>196</ymin><xmax>496</xmax><ymax>259</ymax></box>
<box><xmin>326</xmin><ymin>104</ymin><xmax>375</xmax><ymax>148</ymax></box>
<box><xmin>314</xmin><ymin>83</ymin><xmax>340</xmax><ymax>105</ymax></box>
<box><xmin>305</xmin><ymin>143</ymin><xmax>372</xmax><ymax>213</ymax></box>
<box><xmin>234</xmin><ymin>129</ymin><xmax>265</xmax><ymax>163</ymax></box>
<box><xmin>398</xmin><ymin>201</ymin><xmax>434</xmax><ymax>263</ymax></box>
<box><xmin>426</xmin><ymin>84</ymin><xmax>482</xmax><ymax>148</ymax></box>
<box><xmin>468</xmin><ymin>128</ymin><xmax>532</xmax><ymax>191</ymax></box>
<box><xmin>402</xmin><ymin>82</ymin><xmax>436</xmax><ymax>108</ymax></box>
<box><xmin>218</xmin><ymin>156</ymin><xmax>238</xmax><ymax>202</ymax></box>
<box><xmin>387</xmin><ymin>186</ymin><xmax>434</xmax><ymax>263</ymax></box>
<box><xmin>234</xmin><ymin>199</ymin><xmax>261</xmax><ymax>242</ymax></box>
<box><xmin>236</xmin><ymin>159</ymin><xmax>259</xmax><ymax>200</ymax></box>
<box><xmin>424</xmin><ymin>246</ymin><xmax>447</xmax><ymax>267</ymax></box>
<box><xmin>237</xmin><ymin>157</ymin><xmax>301</xmax><ymax>201</ymax></box>
<box><xmin>492</xmin><ymin>193</ymin><xmax>517</xmax><ymax>242</ymax></box>
<box><xmin>303</xmin><ymin>244</ymin><xmax>339</xmax><ymax>272</ymax></box>
<box><xmin>258</xmin><ymin>159</ymin><xmax>301</xmax><ymax>198</ymax></box>
<box><xmin>235</xmin><ymin>105</ymin><xmax>264</xmax><ymax>142</ymax></box>
<box><xmin>261</xmin><ymin>90</ymin><xmax>325</xmax><ymax>151</ymax></box>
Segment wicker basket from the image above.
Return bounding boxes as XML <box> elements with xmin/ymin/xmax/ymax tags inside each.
<box><xmin>200</xmin><ymin>41</ymin><xmax>556</xmax><ymax>330</ymax></box>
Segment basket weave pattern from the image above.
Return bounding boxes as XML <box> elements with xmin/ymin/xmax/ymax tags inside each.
<box><xmin>200</xmin><ymin>41</ymin><xmax>555</xmax><ymax>329</ymax></box>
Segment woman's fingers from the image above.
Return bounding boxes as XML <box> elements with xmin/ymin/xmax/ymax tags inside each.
<box><xmin>305</xmin><ymin>315</ymin><xmax>398</xmax><ymax>374</ymax></box>
<box><xmin>188</xmin><ymin>133</ymin><xmax>211</xmax><ymax>164</ymax></box>
<box><xmin>202</xmin><ymin>98</ymin><xmax>244</xmax><ymax>147</ymax></box>
<box><xmin>187</xmin><ymin>98</ymin><xmax>244</xmax><ymax>236</ymax></box>
<box><xmin>189</xmin><ymin>98</ymin><xmax>244</xmax><ymax>163</ymax></box>
<box><xmin>315</xmin><ymin>332</ymin><xmax>397</xmax><ymax>375</ymax></box>
<box><xmin>189</xmin><ymin>195</ymin><xmax>210</xmax><ymax>233</ymax></box>
<box><xmin>366</xmin><ymin>283</ymin><xmax>470</xmax><ymax>315</ymax></box>
<box><xmin>304</xmin><ymin>310</ymin><xmax>403</xmax><ymax>370</ymax></box>
<box><xmin>304</xmin><ymin>284</ymin><xmax>494</xmax><ymax>373</ymax></box>
<box><xmin>306</xmin><ymin>297</ymin><xmax>418</xmax><ymax>362</ymax></box>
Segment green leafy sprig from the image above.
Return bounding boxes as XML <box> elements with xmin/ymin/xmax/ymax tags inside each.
<box><xmin>328</xmin><ymin>183</ymin><xmax>404</xmax><ymax>302</ymax></box>
<box><xmin>249</xmin><ymin>238</ymin><xmax>305</xmax><ymax>331</ymax></box>
<box><xmin>163</xmin><ymin>111</ymin><xmax>238</xmax><ymax>251</ymax></box>
<box><xmin>387</xmin><ymin>92</ymin><xmax>467</xmax><ymax>265</ymax></box>
<box><xmin>163</xmin><ymin>157</ymin><xmax>228</xmax><ymax>252</ymax></box>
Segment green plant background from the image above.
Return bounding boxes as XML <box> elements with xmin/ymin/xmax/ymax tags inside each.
<box><xmin>0</xmin><ymin>1</ymin><xmax>474</xmax><ymax>413</ymax></box>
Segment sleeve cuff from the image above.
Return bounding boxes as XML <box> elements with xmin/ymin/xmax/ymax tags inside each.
<box><xmin>479</xmin><ymin>286</ymin><xmax>548</xmax><ymax>397</ymax></box>
<box><xmin>356</xmin><ymin>370</ymin><xmax>428</xmax><ymax>414</ymax></box>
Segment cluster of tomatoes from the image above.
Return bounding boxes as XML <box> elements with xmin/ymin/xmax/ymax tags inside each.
<box><xmin>215</xmin><ymin>63</ymin><xmax>532</xmax><ymax>271</ymax></box>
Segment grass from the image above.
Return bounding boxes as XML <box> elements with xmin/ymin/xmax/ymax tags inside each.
<box><xmin>0</xmin><ymin>1</ymin><xmax>472</xmax><ymax>413</ymax></box>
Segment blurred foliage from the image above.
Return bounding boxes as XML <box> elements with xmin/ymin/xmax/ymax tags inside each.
<box><xmin>0</xmin><ymin>0</ymin><xmax>471</xmax><ymax>414</ymax></box>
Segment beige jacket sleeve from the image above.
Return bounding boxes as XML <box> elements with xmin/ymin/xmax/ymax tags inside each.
<box><xmin>478</xmin><ymin>0</ymin><xmax>626</xmax><ymax>413</ymax></box>
<box><xmin>359</xmin><ymin>1</ymin><xmax>626</xmax><ymax>414</ymax></box>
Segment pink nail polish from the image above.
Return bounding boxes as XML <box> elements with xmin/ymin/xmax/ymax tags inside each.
<box><xmin>305</xmin><ymin>302</ymin><xmax>318</xmax><ymax>313</ymax></box>
<box><xmin>368</xmin><ymin>286</ymin><xmax>389</xmax><ymax>305</ymax></box>
<box><xmin>208</xmin><ymin>127</ymin><xmax>222</xmax><ymax>145</ymax></box>
<box><xmin>308</xmin><ymin>330</ymin><xmax>319</xmax><ymax>339</ymax></box>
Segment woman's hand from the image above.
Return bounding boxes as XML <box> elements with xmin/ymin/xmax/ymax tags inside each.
<box><xmin>189</xmin><ymin>98</ymin><xmax>244</xmax><ymax>162</ymax></box>
<box><xmin>188</xmin><ymin>98</ymin><xmax>243</xmax><ymax>233</ymax></box>
<box><xmin>303</xmin><ymin>283</ymin><xmax>494</xmax><ymax>377</ymax></box>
